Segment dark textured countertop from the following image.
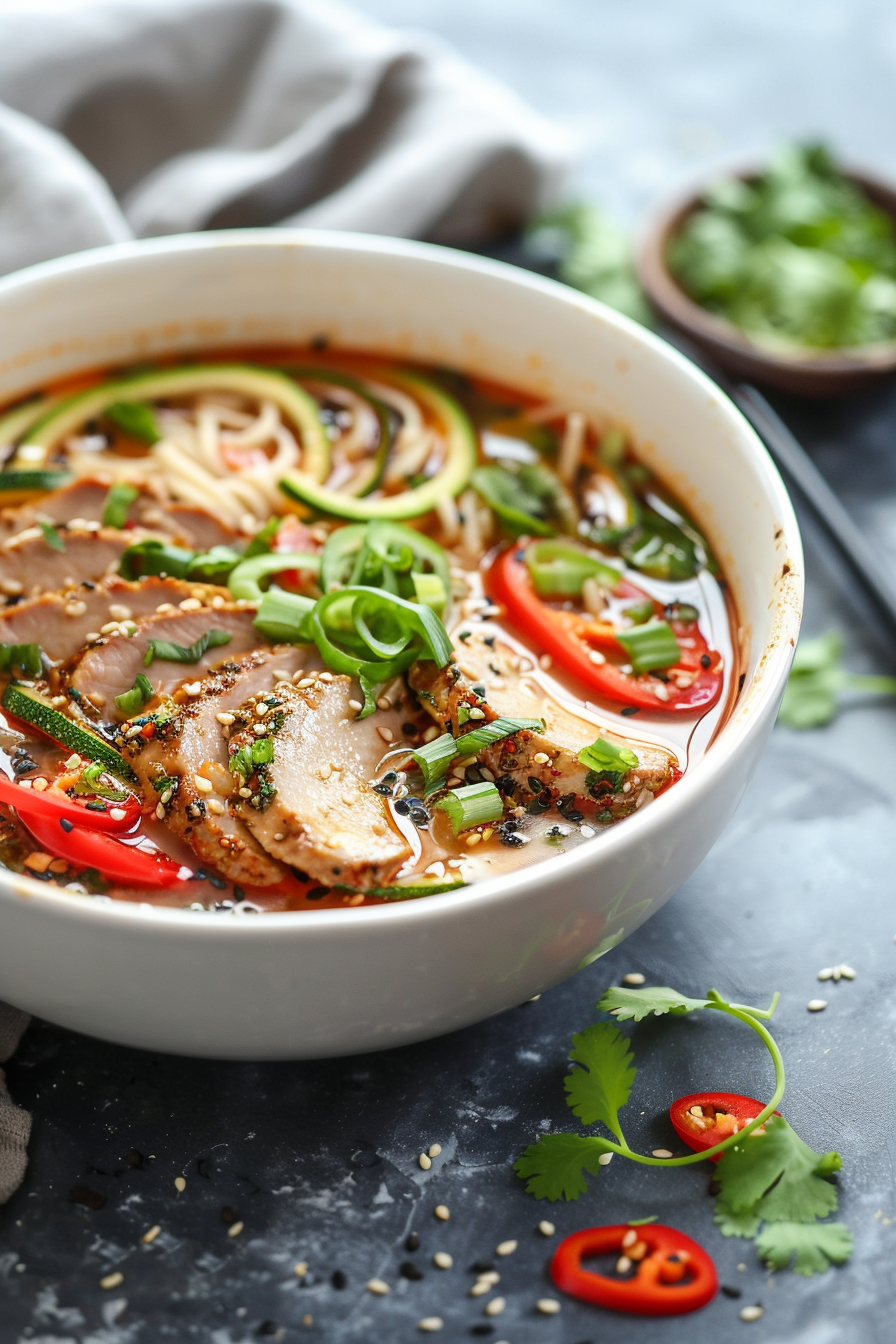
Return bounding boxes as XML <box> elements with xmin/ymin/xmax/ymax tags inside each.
<box><xmin>2</xmin><ymin>3</ymin><xmax>895</xmax><ymax>1341</ymax></box>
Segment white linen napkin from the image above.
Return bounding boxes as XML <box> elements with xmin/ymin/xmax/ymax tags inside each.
<box><xmin>0</xmin><ymin>0</ymin><xmax>571</xmax><ymax>1202</ymax></box>
<box><xmin>0</xmin><ymin>0</ymin><xmax>570</xmax><ymax>277</ymax></box>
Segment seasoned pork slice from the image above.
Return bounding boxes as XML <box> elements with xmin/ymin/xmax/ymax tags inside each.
<box><xmin>0</xmin><ymin>523</ymin><xmax>154</xmax><ymax>597</ymax></box>
<box><xmin>229</xmin><ymin>677</ymin><xmax>412</xmax><ymax>890</ymax></box>
<box><xmin>0</xmin><ymin>576</ymin><xmax>230</xmax><ymax>664</ymax></box>
<box><xmin>409</xmin><ymin>632</ymin><xmax>677</xmax><ymax>823</ymax></box>
<box><xmin>122</xmin><ymin>648</ymin><xmax>309</xmax><ymax>887</ymax></box>
<box><xmin>66</xmin><ymin>605</ymin><xmax>268</xmax><ymax>718</ymax></box>
<box><xmin>0</xmin><ymin>478</ymin><xmax>240</xmax><ymax>548</ymax></box>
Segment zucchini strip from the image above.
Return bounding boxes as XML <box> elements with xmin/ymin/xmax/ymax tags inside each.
<box><xmin>20</xmin><ymin>365</ymin><xmax>331</xmax><ymax>481</ymax></box>
<box><xmin>1</xmin><ymin>682</ymin><xmax>136</xmax><ymax>781</ymax></box>
<box><xmin>279</xmin><ymin>371</ymin><xmax>477</xmax><ymax>522</ymax></box>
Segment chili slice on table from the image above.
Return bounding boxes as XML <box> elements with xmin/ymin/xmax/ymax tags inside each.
<box><xmin>0</xmin><ymin>773</ymin><xmax>139</xmax><ymax>833</ymax></box>
<box><xmin>670</xmin><ymin>1091</ymin><xmax>780</xmax><ymax>1162</ymax></box>
<box><xmin>487</xmin><ymin>545</ymin><xmax>722</xmax><ymax>714</ymax></box>
<box><xmin>18</xmin><ymin>811</ymin><xmax>191</xmax><ymax>887</ymax></box>
<box><xmin>551</xmin><ymin>1224</ymin><xmax>718</xmax><ymax>1316</ymax></box>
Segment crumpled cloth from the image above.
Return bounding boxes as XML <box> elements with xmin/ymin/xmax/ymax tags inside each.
<box><xmin>0</xmin><ymin>0</ymin><xmax>570</xmax><ymax>1202</ymax></box>
<box><xmin>0</xmin><ymin>1003</ymin><xmax>31</xmax><ymax>1205</ymax></box>
<box><xmin>0</xmin><ymin>0</ymin><xmax>570</xmax><ymax>278</ymax></box>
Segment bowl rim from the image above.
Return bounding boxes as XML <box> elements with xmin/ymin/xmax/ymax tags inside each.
<box><xmin>0</xmin><ymin>227</ymin><xmax>803</xmax><ymax>936</ymax></box>
<box><xmin>636</xmin><ymin>157</ymin><xmax>896</xmax><ymax>374</ymax></box>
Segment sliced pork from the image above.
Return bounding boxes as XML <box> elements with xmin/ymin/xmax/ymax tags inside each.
<box><xmin>229</xmin><ymin>676</ymin><xmax>412</xmax><ymax>889</ymax></box>
<box><xmin>122</xmin><ymin>648</ymin><xmax>309</xmax><ymax>887</ymax></box>
<box><xmin>0</xmin><ymin>524</ymin><xmax>153</xmax><ymax>597</ymax></box>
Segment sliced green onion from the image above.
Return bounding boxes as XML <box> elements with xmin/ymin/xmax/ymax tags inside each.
<box><xmin>113</xmin><ymin>672</ymin><xmax>154</xmax><ymax>715</ymax></box>
<box><xmin>119</xmin><ymin>538</ymin><xmax>241</xmax><ymax>584</ymax></box>
<box><xmin>616</xmin><ymin>619</ymin><xmax>682</xmax><ymax>674</ymax></box>
<box><xmin>0</xmin><ymin>642</ymin><xmax>43</xmax><ymax>676</ymax></box>
<box><xmin>253</xmin><ymin>589</ymin><xmax>316</xmax><ymax>643</ymax></box>
<box><xmin>38</xmin><ymin>520</ymin><xmax>65</xmax><ymax>552</ymax></box>
<box><xmin>101</xmin><ymin>482</ymin><xmax>139</xmax><ymax>529</ymax></box>
<box><xmin>321</xmin><ymin>520</ymin><xmax>451</xmax><ymax>609</ymax></box>
<box><xmin>74</xmin><ymin>761</ymin><xmax>129</xmax><ymax>801</ymax></box>
<box><xmin>227</xmin><ymin>551</ymin><xmax>321</xmax><ymax>603</ymax></box>
<box><xmin>577</xmin><ymin>736</ymin><xmax>639</xmax><ymax>775</ymax></box>
<box><xmin>143</xmin><ymin>629</ymin><xmax>232</xmax><ymax>666</ymax></box>
<box><xmin>399</xmin><ymin>733</ymin><xmax>458</xmax><ymax>790</ymax></box>
<box><xmin>229</xmin><ymin>735</ymin><xmax>274</xmax><ymax>779</ymax></box>
<box><xmin>523</xmin><ymin>539</ymin><xmax>620</xmax><ymax>596</ymax></box>
<box><xmin>411</xmin><ymin>572</ymin><xmax>447</xmax><ymax>611</ymax></box>
<box><xmin>472</xmin><ymin>461</ymin><xmax>579</xmax><ymax>538</ymax></box>
<box><xmin>623</xmin><ymin>600</ymin><xmax>656</xmax><ymax>625</ymax></box>
<box><xmin>454</xmin><ymin>715</ymin><xmax>544</xmax><ymax>757</ymax></box>
<box><xmin>436</xmin><ymin>781</ymin><xmax>505</xmax><ymax>833</ymax></box>
<box><xmin>104</xmin><ymin>399</ymin><xmax>161</xmax><ymax>443</ymax></box>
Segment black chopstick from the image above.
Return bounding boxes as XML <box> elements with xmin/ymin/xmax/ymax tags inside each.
<box><xmin>731</xmin><ymin>383</ymin><xmax>896</xmax><ymax>648</ymax></box>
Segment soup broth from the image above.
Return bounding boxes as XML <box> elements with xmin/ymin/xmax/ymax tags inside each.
<box><xmin>0</xmin><ymin>351</ymin><xmax>740</xmax><ymax>912</ymax></box>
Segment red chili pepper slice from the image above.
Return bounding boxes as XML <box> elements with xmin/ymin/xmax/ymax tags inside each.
<box><xmin>551</xmin><ymin>1223</ymin><xmax>718</xmax><ymax>1316</ymax></box>
<box><xmin>670</xmin><ymin>1091</ymin><xmax>781</xmax><ymax>1161</ymax></box>
<box><xmin>19</xmin><ymin>811</ymin><xmax>192</xmax><ymax>887</ymax></box>
<box><xmin>0</xmin><ymin>773</ymin><xmax>139</xmax><ymax>833</ymax></box>
<box><xmin>486</xmin><ymin>547</ymin><xmax>722</xmax><ymax>714</ymax></box>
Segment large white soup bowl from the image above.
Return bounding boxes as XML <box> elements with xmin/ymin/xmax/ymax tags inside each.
<box><xmin>0</xmin><ymin>231</ymin><xmax>802</xmax><ymax>1058</ymax></box>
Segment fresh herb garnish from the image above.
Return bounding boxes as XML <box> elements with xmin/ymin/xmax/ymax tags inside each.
<box><xmin>471</xmin><ymin>461</ymin><xmax>578</xmax><ymax>538</ymax></box>
<box><xmin>778</xmin><ymin>630</ymin><xmax>896</xmax><ymax>729</ymax></box>
<box><xmin>526</xmin><ymin>202</ymin><xmax>654</xmax><ymax>327</ymax></box>
<box><xmin>435</xmin><ymin>781</ymin><xmax>505</xmax><ymax>833</ymax></box>
<box><xmin>120</xmin><ymin>538</ymin><xmax>241</xmax><ymax>584</ymax></box>
<box><xmin>37</xmin><ymin>520</ymin><xmax>65</xmax><ymax>552</ymax></box>
<box><xmin>113</xmin><ymin>672</ymin><xmax>154</xmax><ymax>715</ymax></box>
<box><xmin>74</xmin><ymin>761</ymin><xmax>129</xmax><ymax>802</ymax></box>
<box><xmin>0</xmin><ymin>643</ymin><xmax>43</xmax><ymax>677</ymax></box>
<box><xmin>577</xmin><ymin>737</ymin><xmax>638</xmax><ymax>778</ymax></box>
<box><xmin>515</xmin><ymin>983</ymin><xmax>852</xmax><ymax>1276</ymax></box>
<box><xmin>229</xmin><ymin>736</ymin><xmax>274</xmax><ymax>779</ymax></box>
<box><xmin>104</xmin><ymin>399</ymin><xmax>161</xmax><ymax>443</ymax></box>
<box><xmin>143</xmin><ymin>629</ymin><xmax>232</xmax><ymax>666</ymax></box>
<box><xmin>101</xmin><ymin>482</ymin><xmax>139</xmax><ymax>529</ymax></box>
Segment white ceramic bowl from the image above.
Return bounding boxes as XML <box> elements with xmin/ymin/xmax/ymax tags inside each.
<box><xmin>0</xmin><ymin>231</ymin><xmax>802</xmax><ymax>1059</ymax></box>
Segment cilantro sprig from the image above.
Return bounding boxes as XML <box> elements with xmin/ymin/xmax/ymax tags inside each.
<box><xmin>515</xmin><ymin>983</ymin><xmax>852</xmax><ymax>1276</ymax></box>
<box><xmin>778</xmin><ymin>630</ymin><xmax>896</xmax><ymax>729</ymax></box>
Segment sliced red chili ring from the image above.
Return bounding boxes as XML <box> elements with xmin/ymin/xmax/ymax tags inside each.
<box><xmin>670</xmin><ymin>1091</ymin><xmax>781</xmax><ymax>1161</ymax></box>
<box><xmin>487</xmin><ymin>546</ymin><xmax>722</xmax><ymax>714</ymax></box>
<box><xmin>551</xmin><ymin>1223</ymin><xmax>718</xmax><ymax>1316</ymax></box>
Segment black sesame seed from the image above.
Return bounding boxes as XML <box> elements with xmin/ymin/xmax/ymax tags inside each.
<box><xmin>405</xmin><ymin>1231</ymin><xmax>420</xmax><ymax>1252</ymax></box>
<box><xmin>331</xmin><ymin>1269</ymin><xmax>347</xmax><ymax>1289</ymax></box>
<box><xmin>470</xmin><ymin>1325</ymin><xmax>494</xmax><ymax>1336</ymax></box>
<box><xmin>372</xmin><ymin>782</ymin><xmax>393</xmax><ymax>795</ymax></box>
<box><xmin>402</xmin><ymin>722</ymin><xmax>419</xmax><ymax>736</ymax></box>
<box><xmin>220</xmin><ymin>1205</ymin><xmax>238</xmax><ymax>1224</ymax></box>
<box><xmin>700</xmin><ymin>653</ymin><xmax>711</xmax><ymax>669</ymax></box>
<box><xmin>393</xmin><ymin>798</ymin><xmax>410</xmax><ymax>816</ymax></box>
<box><xmin>620</xmin><ymin>705</ymin><xmax>640</xmax><ymax>716</ymax></box>
<box><xmin>306</xmin><ymin>886</ymin><xmax>328</xmax><ymax>902</ymax></box>
<box><xmin>257</xmin><ymin>1322</ymin><xmax>279</xmax><ymax>1336</ymax></box>
<box><xmin>470</xmin><ymin>1259</ymin><xmax>494</xmax><ymax>1274</ymax></box>
<box><xmin>208</xmin><ymin>874</ymin><xmax>226</xmax><ymax>890</ymax></box>
<box><xmin>721</xmin><ymin>1285</ymin><xmax>743</xmax><ymax>1299</ymax></box>
<box><xmin>400</xmin><ymin>1260</ymin><xmax>424</xmax><ymax>1280</ymax></box>
<box><xmin>59</xmin><ymin>817</ymin><xmax>74</xmax><ymax>833</ymax></box>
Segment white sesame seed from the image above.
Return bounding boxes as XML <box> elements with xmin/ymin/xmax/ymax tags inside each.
<box><xmin>108</xmin><ymin>604</ymin><xmax>132</xmax><ymax>621</ymax></box>
<box><xmin>141</xmin><ymin>1225</ymin><xmax>161</xmax><ymax>1245</ymax></box>
<box><xmin>318</xmin><ymin>763</ymin><xmax>332</xmax><ymax>781</ymax></box>
<box><xmin>193</xmin><ymin>774</ymin><xmax>213</xmax><ymax>793</ymax></box>
<box><xmin>616</xmin><ymin>1254</ymin><xmax>633</xmax><ymax>1273</ymax></box>
<box><xmin>376</xmin><ymin>695</ymin><xmax>391</xmax><ymax>711</ymax></box>
<box><xmin>0</xmin><ymin>578</ymin><xmax>23</xmax><ymax>596</ymax></box>
<box><xmin>50</xmin><ymin>695</ymin><xmax>67</xmax><ymax>708</ymax></box>
<box><xmin>184</xmin><ymin>681</ymin><xmax>202</xmax><ymax>697</ymax></box>
<box><xmin>807</xmin><ymin>999</ymin><xmax>828</xmax><ymax>1012</ymax></box>
<box><xmin>417</xmin><ymin>1318</ymin><xmax>443</xmax><ymax>1332</ymax></box>
<box><xmin>227</xmin><ymin>1221</ymin><xmax>244</xmax><ymax>1238</ymax></box>
<box><xmin>64</xmin><ymin>599</ymin><xmax>88</xmax><ymax>617</ymax></box>
<box><xmin>495</xmin><ymin>1240</ymin><xmax>517</xmax><ymax>1257</ymax></box>
<box><xmin>817</xmin><ymin>967</ymin><xmax>834</xmax><ymax>981</ymax></box>
<box><xmin>423</xmin><ymin>725</ymin><xmax>439</xmax><ymax>742</ymax></box>
<box><xmin>588</xmin><ymin>649</ymin><xmax>606</xmax><ymax>664</ymax></box>
<box><xmin>110</xmin><ymin>807</ymin><xmax>127</xmax><ymax>821</ymax></box>
<box><xmin>174</xmin><ymin>1177</ymin><xmax>186</xmax><ymax>1192</ymax></box>
<box><xmin>366</xmin><ymin>1278</ymin><xmax>390</xmax><ymax>1295</ymax></box>
<box><xmin>597</xmin><ymin>1152</ymin><xmax>613</xmax><ymax>1166</ymax></box>
<box><xmin>484</xmin><ymin>1296</ymin><xmax>506</xmax><ymax>1316</ymax></box>
<box><xmin>622</xmin><ymin>1229</ymin><xmax>637</xmax><ymax>1247</ymax></box>
<box><xmin>297</xmin><ymin>677</ymin><xmax>314</xmax><ymax>689</ymax></box>
<box><xmin>294</xmin><ymin>1261</ymin><xmax>308</xmax><ymax>1277</ymax></box>
<box><xmin>832</xmin><ymin>967</ymin><xmax>841</xmax><ymax>981</ymax></box>
<box><xmin>428</xmin><ymin>1143</ymin><xmax>442</xmax><ymax>1157</ymax></box>
<box><xmin>179</xmin><ymin>597</ymin><xmax>203</xmax><ymax>612</ymax></box>
<box><xmin>433</xmin><ymin>1252</ymin><xmax>453</xmax><ymax>1269</ymax></box>
<box><xmin>464</xmin><ymin>832</ymin><xmax>481</xmax><ymax>847</ymax></box>
<box><xmin>477</xmin><ymin>1271</ymin><xmax>500</xmax><ymax>1285</ymax></box>
<box><xmin>419</xmin><ymin>1153</ymin><xmax>432</xmax><ymax>1170</ymax></box>
<box><xmin>539</xmin><ymin>654</ymin><xmax>552</xmax><ymax>670</ymax></box>
<box><xmin>434</xmin><ymin>1204</ymin><xmax>450</xmax><ymax>1221</ymax></box>
<box><xmin>252</xmin><ymin>722</ymin><xmax>268</xmax><ymax>736</ymax></box>
<box><xmin>349</xmin><ymin>700</ymin><xmax>363</xmax><ymax>713</ymax></box>
<box><xmin>377</xmin><ymin>726</ymin><xmax>394</xmax><ymax>742</ymax></box>
<box><xmin>651</xmin><ymin>1149</ymin><xmax>673</xmax><ymax>1159</ymax></box>
<box><xmin>99</xmin><ymin>1271</ymin><xmax>124</xmax><ymax>1290</ymax></box>
<box><xmin>740</xmin><ymin>1305</ymin><xmax>764</xmax><ymax>1322</ymax></box>
<box><xmin>469</xmin><ymin>1281</ymin><xmax>491</xmax><ymax>1297</ymax></box>
<box><xmin>536</xmin><ymin>1298</ymin><xmax>561</xmax><ymax>1314</ymax></box>
<box><xmin>622</xmin><ymin>972</ymin><xmax>646</xmax><ymax>986</ymax></box>
<box><xmin>839</xmin><ymin>964</ymin><xmax>856</xmax><ymax>979</ymax></box>
<box><xmin>238</xmin><ymin>786</ymin><xmax>252</xmax><ymax>798</ymax></box>
<box><xmin>255</xmin><ymin>702</ymin><xmax>270</xmax><ymax>717</ymax></box>
<box><xmin>468</xmin><ymin>707</ymin><xmax>486</xmax><ymax>720</ymax></box>
<box><xmin>65</xmin><ymin>754</ymin><xmax>81</xmax><ymax>770</ymax></box>
<box><xmin>538</xmin><ymin>1220</ymin><xmax>556</xmax><ymax>1237</ymax></box>
<box><xmin>100</xmin><ymin>621</ymin><xmax>122</xmax><ymax>635</ymax></box>
<box><xmin>207</xmin><ymin>799</ymin><xmax>226</xmax><ymax>816</ymax></box>
<box><xmin>532</xmin><ymin>752</ymin><xmax>550</xmax><ymax>764</ymax></box>
<box><xmin>31</xmin><ymin>777</ymin><xmax>47</xmax><ymax>792</ymax></box>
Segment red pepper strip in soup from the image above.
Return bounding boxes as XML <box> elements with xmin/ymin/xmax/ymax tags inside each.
<box><xmin>551</xmin><ymin>1224</ymin><xmax>718</xmax><ymax>1316</ymax></box>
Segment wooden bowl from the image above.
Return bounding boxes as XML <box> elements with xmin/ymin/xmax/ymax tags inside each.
<box><xmin>637</xmin><ymin>165</ymin><xmax>896</xmax><ymax>397</ymax></box>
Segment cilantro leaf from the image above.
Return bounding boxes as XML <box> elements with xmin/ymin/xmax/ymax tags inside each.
<box><xmin>755</xmin><ymin>1221</ymin><xmax>854</xmax><ymax>1276</ymax></box>
<box><xmin>38</xmin><ymin>519</ymin><xmax>65</xmax><ymax>551</ymax></box>
<box><xmin>778</xmin><ymin>631</ymin><xmax>896</xmax><ymax>729</ymax></box>
<box><xmin>513</xmin><ymin>1133</ymin><xmax>615</xmax><ymax>1202</ymax></box>
<box><xmin>715</xmin><ymin>1116</ymin><xmax>840</xmax><ymax>1223</ymax></box>
<box><xmin>527</xmin><ymin>203</ymin><xmax>654</xmax><ymax>327</ymax></box>
<box><xmin>563</xmin><ymin>1022</ymin><xmax>636</xmax><ymax>1141</ymax></box>
<box><xmin>598</xmin><ymin>985</ymin><xmax>712</xmax><ymax>1021</ymax></box>
<box><xmin>713</xmin><ymin>1194</ymin><xmax>762</xmax><ymax>1239</ymax></box>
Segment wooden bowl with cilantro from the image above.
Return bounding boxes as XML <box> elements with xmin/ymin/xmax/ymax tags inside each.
<box><xmin>637</xmin><ymin>143</ymin><xmax>896</xmax><ymax>395</ymax></box>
